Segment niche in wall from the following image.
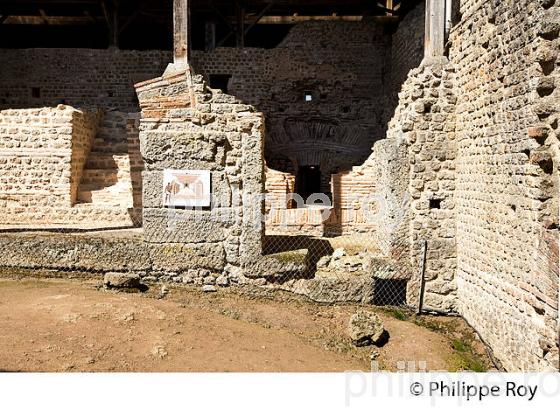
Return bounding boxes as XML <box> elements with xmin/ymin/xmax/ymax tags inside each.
<box><xmin>209</xmin><ymin>74</ymin><xmax>232</xmax><ymax>93</ymax></box>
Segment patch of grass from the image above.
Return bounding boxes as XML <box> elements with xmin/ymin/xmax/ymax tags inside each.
<box><xmin>413</xmin><ymin>316</ymin><xmax>491</xmax><ymax>372</ymax></box>
<box><xmin>415</xmin><ymin>317</ymin><xmax>442</xmax><ymax>332</ymax></box>
<box><xmin>390</xmin><ymin>309</ymin><xmax>407</xmax><ymax>321</ymax></box>
<box><xmin>448</xmin><ymin>352</ymin><xmax>486</xmax><ymax>372</ymax></box>
<box><xmin>449</xmin><ymin>337</ymin><xmax>486</xmax><ymax>372</ymax></box>
<box><xmin>269</xmin><ymin>250</ymin><xmax>307</xmax><ymax>264</ymax></box>
<box><xmin>452</xmin><ymin>338</ymin><xmax>468</xmax><ymax>353</ymax></box>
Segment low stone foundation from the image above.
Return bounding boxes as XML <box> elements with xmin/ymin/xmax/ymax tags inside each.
<box><xmin>0</xmin><ymin>229</ymin><xmax>400</xmax><ymax>304</ymax></box>
<box><xmin>0</xmin><ymin>229</ymin><xmax>233</xmax><ymax>281</ymax></box>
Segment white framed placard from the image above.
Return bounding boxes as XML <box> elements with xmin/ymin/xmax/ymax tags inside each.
<box><xmin>163</xmin><ymin>169</ymin><xmax>211</xmax><ymax>208</ymax></box>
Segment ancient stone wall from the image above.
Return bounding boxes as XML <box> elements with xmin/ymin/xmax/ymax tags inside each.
<box><xmin>136</xmin><ymin>66</ymin><xmax>264</xmax><ymax>282</ymax></box>
<box><xmin>70</xmin><ymin>107</ymin><xmax>100</xmax><ymax>202</ymax></box>
<box><xmin>0</xmin><ymin>17</ymin><xmax>425</xmax><ymax>215</ymax></box>
<box><xmin>318</xmin><ymin>2</ymin><xmax>426</xmax><ymax>245</ymax></box>
<box><xmin>0</xmin><ymin>105</ymin><xmax>100</xmax><ymax>222</ymax></box>
<box><xmin>192</xmin><ymin>21</ymin><xmax>393</xmax><ymax>191</ymax></box>
<box><xmin>265</xmin><ymin>164</ymin><xmax>379</xmax><ymax>236</ymax></box>
<box><xmin>0</xmin><ymin>48</ymin><xmax>171</xmax><ymax>111</ymax></box>
<box><xmin>387</xmin><ymin>0</ymin><xmax>426</xmax><ymax>116</ymax></box>
<box><xmin>190</xmin><ymin>17</ymin><xmax>426</xmax><ymax>238</ymax></box>
<box><xmin>394</xmin><ymin>61</ymin><xmax>458</xmax><ymax>312</ymax></box>
<box><xmin>0</xmin><ymin>105</ymin><xmax>143</xmax><ymax>228</ymax></box>
<box><xmin>265</xmin><ymin>167</ymin><xmax>295</xmax><ymax>212</ymax></box>
<box><xmin>330</xmin><ymin>167</ymin><xmax>378</xmax><ymax>234</ymax></box>
<box><xmin>450</xmin><ymin>0</ymin><xmax>559</xmax><ymax>371</ymax></box>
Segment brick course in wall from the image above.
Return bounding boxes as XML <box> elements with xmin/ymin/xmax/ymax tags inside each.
<box><xmin>450</xmin><ymin>0</ymin><xmax>559</xmax><ymax>371</ymax></box>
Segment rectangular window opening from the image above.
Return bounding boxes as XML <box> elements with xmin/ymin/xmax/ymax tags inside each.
<box><xmin>209</xmin><ymin>74</ymin><xmax>232</xmax><ymax>94</ymax></box>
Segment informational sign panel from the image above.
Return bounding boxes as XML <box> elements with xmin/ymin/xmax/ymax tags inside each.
<box><xmin>163</xmin><ymin>169</ymin><xmax>211</xmax><ymax>208</ymax></box>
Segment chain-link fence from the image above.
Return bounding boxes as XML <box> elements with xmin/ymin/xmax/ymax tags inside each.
<box><xmin>259</xmin><ymin>189</ymin><xmax>413</xmax><ymax>305</ymax></box>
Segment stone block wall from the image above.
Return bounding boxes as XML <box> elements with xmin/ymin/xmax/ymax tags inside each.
<box><xmin>70</xmin><ymin>107</ymin><xmax>101</xmax><ymax>202</ymax></box>
<box><xmin>0</xmin><ymin>105</ymin><xmax>100</xmax><ymax>224</ymax></box>
<box><xmin>450</xmin><ymin>0</ymin><xmax>559</xmax><ymax>371</ymax></box>
<box><xmin>191</xmin><ymin>21</ymin><xmax>394</xmax><ymax>188</ymax></box>
<box><xmin>0</xmin><ymin>17</ymin><xmax>426</xmax><ymax>235</ymax></box>
<box><xmin>136</xmin><ymin>66</ymin><xmax>264</xmax><ymax>280</ymax></box>
<box><xmin>0</xmin><ymin>48</ymin><xmax>171</xmax><ymax>111</ymax></box>
<box><xmin>387</xmin><ymin>0</ymin><xmax>426</xmax><ymax>116</ymax></box>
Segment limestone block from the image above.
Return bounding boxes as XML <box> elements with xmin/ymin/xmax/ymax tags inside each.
<box><xmin>347</xmin><ymin>311</ymin><xmax>385</xmax><ymax>347</ymax></box>
<box><xmin>143</xmin><ymin>208</ymin><xmax>229</xmax><ymax>244</ymax></box>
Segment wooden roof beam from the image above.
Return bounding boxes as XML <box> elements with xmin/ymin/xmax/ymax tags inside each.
<box><xmin>39</xmin><ymin>9</ymin><xmax>50</xmax><ymax>24</ymax></box>
<box><xmin>246</xmin><ymin>15</ymin><xmax>398</xmax><ymax>24</ymax></box>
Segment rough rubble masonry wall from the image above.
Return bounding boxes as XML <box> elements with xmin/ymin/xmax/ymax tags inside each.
<box><xmin>0</xmin><ymin>105</ymin><xmax>100</xmax><ymax>224</ymax></box>
<box><xmin>451</xmin><ymin>0</ymin><xmax>559</xmax><ymax>371</ymax></box>
<box><xmin>401</xmin><ymin>61</ymin><xmax>458</xmax><ymax>312</ymax></box>
<box><xmin>136</xmin><ymin>67</ymin><xmax>264</xmax><ymax>280</ymax></box>
<box><xmin>333</xmin><ymin>0</ymin><xmax>428</xmax><ymax>260</ymax></box>
<box><xmin>192</xmin><ymin>21</ymin><xmax>392</xmax><ymax>190</ymax></box>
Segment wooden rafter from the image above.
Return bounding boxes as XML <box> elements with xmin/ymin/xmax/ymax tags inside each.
<box><xmin>235</xmin><ymin>0</ymin><xmax>245</xmax><ymax>48</ymax></box>
<box><xmin>243</xmin><ymin>1</ymin><xmax>274</xmax><ymax>36</ymax></box>
<box><xmin>39</xmin><ymin>9</ymin><xmax>50</xmax><ymax>24</ymax></box>
<box><xmin>100</xmin><ymin>0</ymin><xmax>119</xmax><ymax>47</ymax></box>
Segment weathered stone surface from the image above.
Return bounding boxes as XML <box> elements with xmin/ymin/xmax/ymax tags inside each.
<box><xmin>295</xmin><ymin>275</ymin><xmax>375</xmax><ymax>304</ymax></box>
<box><xmin>0</xmin><ymin>232</ymin><xmax>226</xmax><ymax>275</ymax></box>
<box><xmin>0</xmin><ymin>0</ymin><xmax>558</xmax><ymax>373</ymax></box>
<box><xmin>0</xmin><ymin>49</ymin><xmax>171</xmax><ymax>111</ymax></box>
<box><xmin>136</xmin><ymin>69</ymin><xmax>265</xmax><ymax>276</ymax></box>
<box><xmin>216</xmin><ymin>275</ymin><xmax>229</xmax><ymax>287</ymax></box>
<box><xmin>149</xmin><ymin>243</ymin><xmax>226</xmax><ymax>272</ymax></box>
<box><xmin>447</xmin><ymin>0</ymin><xmax>560</xmax><ymax>371</ymax></box>
<box><xmin>246</xmin><ymin>249</ymin><xmax>309</xmax><ymax>279</ymax></box>
<box><xmin>332</xmin><ymin>248</ymin><xmax>346</xmax><ymax>260</ymax></box>
<box><xmin>104</xmin><ymin>272</ymin><xmax>141</xmax><ymax>290</ymax></box>
<box><xmin>348</xmin><ymin>311</ymin><xmax>385</xmax><ymax>347</ymax></box>
<box><xmin>143</xmin><ymin>208</ymin><xmax>229</xmax><ymax>244</ymax></box>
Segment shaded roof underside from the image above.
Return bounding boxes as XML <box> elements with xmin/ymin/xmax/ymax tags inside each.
<box><xmin>0</xmin><ymin>0</ymin><xmax>423</xmax><ymax>49</ymax></box>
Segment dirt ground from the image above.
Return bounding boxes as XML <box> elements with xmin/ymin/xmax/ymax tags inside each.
<box><xmin>0</xmin><ymin>277</ymin><xmax>494</xmax><ymax>372</ymax></box>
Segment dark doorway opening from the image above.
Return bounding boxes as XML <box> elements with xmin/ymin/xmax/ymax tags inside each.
<box><xmin>372</xmin><ymin>279</ymin><xmax>408</xmax><ymax>306</ymax></box>
<box><xmin>209</xmin><ymin>74</ymin><xmax>232</xmax><ymax>93</ymax></box>
<box><xmin>296</xmin><ymin>165</ymin><xmax>321</xmax><ymax>204</ymax></box>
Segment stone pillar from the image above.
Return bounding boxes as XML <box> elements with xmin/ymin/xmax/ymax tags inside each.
<box><xmin>424</xmin><ymin>0</ymin><xmax>446</xmax><ymax>59</ymax></box>
<box><xmin>173</xmin><ymin>0</ymin><xmax>189</xmax><ymax>63</ymax></box>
